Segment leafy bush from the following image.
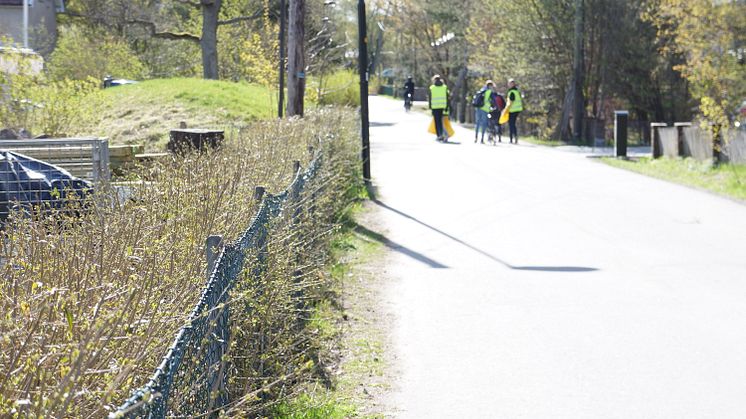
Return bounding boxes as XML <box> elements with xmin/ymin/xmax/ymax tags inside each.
<box><xmin>0</xmin><ymin>109</ymin><xmax>361</xmax><ymax>417</ymax></box>
<box><xmin>310</xmin><ymin>70</ymin><xmax>361</xmax><ymax>107</ymax></box>
<box><xmin>219</xmin><ymin>1</ymin><xmax>279</xmax><ymax>86</ymax></box>
<box><xmin>0</xmin><ymin>68</ymin><xmax>106</xmax><ymax>137</ymax></box>
<box><xmin>47</xmin><ymin>25</ymin><xmax>146</xmax><ymax>81</ymax></box>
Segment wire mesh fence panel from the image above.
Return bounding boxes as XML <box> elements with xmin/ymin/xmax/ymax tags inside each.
<box><xmin>0</xmin><ymin>150</ymin><xmax>94</xmax><ymax>221</ymax></box>
<box><xmin>110</xmin><ymin>154</ymin><xmax>322</xmax><ymax>419</ymax></box>
<box><xmin>0</xmin><ymin>138</ymin><xmax>109</xmax><ymax>181</ymax></box>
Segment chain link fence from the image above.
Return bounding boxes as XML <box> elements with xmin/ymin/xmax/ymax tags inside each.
<box><xmin>109</xmin><ymin>155</ymin><xmax>322</xmax><ymax>418</ymax></box>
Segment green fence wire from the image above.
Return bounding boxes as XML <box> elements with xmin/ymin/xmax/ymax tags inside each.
<box><xmin>110</xmin><ymin>156</ymin><xmax>322</xmax><ymax>418</ymax></box>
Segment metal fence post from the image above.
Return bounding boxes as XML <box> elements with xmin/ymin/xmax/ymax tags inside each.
<box><xmin>253</xmin><ymin>186</ymin><xmax>266</xmax><ymax>203</ymax></box>
<box><xmin>614</xmin><ymin>111</ymin><xmax>628</xmax><ymax>158</ymax></box>
<box><xmin>100</xmin><ymin>138</ymin><xmax>111</xmax><ymax>181</ymax></box>
<box><xmin>206</xmin><ymin>235</ymin><xmax>224</xmax><ymax>281</ymax></box>
<box><xmin>91</xmin><ymin>140</ymin><xmax>101</xmax><ymax>183</ymax></box>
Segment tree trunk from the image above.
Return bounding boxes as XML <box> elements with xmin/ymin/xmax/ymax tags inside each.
<box><xmin>556</xmin><ymin>84</ymin><xmax>574</xmax><ymax>141</ymax></box>
<box><xmin>454</xmin><ymin>65</ymin><xmax>468</xmax><ymax>123</ymax></box>
<box><xmin>287</xmin><ymin>0</ymin><xmax>305</xmax><ymax>117</ymax></box>
<box><xmin>370</xmin><ymin>26</ymin><xmax>384</xmax><ymax>75</ymax></box>
<box><xmin>201</xmin><ymin>0</ymin><xmax>221</xmax><ymax>80</ymax></box>
<box><xmin>571</xmin><ymin>0</ymin><xmax>585</xmax><ymax>141</ymax></box>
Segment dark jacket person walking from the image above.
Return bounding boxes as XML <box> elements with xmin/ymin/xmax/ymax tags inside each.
<box><xmin>506</xmin><ymin>79</ymin><xmax>523</xmax><ymax>144</ymax></box>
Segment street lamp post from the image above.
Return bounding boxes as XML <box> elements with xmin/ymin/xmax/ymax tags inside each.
<box><xmin>358</xmin><ymin>0</ymin><xmax>371</xmax><ymax>182</ymax></box>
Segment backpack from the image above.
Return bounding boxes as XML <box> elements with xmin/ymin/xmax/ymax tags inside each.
<box><xmin>494</xmin><ymin>94</ymin><xmax>506</xmax><ymax>112</ymax></box>
<box><xmin>471</xmin><ymin>88</ymin><xmax>486</xmax><ymax>108</ymax></box>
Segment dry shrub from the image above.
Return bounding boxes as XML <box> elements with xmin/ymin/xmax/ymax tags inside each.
<box><xmin>0</xmin><ymin>108</ymin><xmax>361</xmax><ymax>417</ymax></box>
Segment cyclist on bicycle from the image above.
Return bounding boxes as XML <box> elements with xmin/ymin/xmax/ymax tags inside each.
<box><xmin>403</xmin><ymin>76</ymin><xmax>415</xmax><ymax>110</ymax></box>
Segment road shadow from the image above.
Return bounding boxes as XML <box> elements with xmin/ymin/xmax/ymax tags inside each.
<box><xmin>370</xmin><ymin>121</ymin><xmax>396</xmax><ymax>127</ymax></box>
<box><xmin>511</xmin><ymin>266</ymin><xmax>599</xmax><ymax>272</ymax></box>
<box><xmin>353</xmin><ymin>223</ymin><xmax>449</xmax><ymax>269</ymax></box>
<box><xmin>370</xmin><ymin>197</ymin><xmax>598</xmax><ymax>273</ymax></box>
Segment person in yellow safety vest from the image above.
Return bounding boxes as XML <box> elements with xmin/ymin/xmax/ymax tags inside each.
<box><xmin>506</xmin><ymin>78</ymin><xmax>524</xmax><ymax>144</ymax></box>
<box><xmin>475</xmin><ymin>80</ymin><xmax>495</xmax><ymax>144</ymax></box>
<box><xmin>428</xmin><ymin>74</ymin><xmax>450</xmax><ymax>142</ymax></box>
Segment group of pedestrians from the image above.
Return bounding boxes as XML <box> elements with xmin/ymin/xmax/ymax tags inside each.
<box><xmin>426</xmin><ymin>75</ymin><xmax>523</xmax><ymax>144</ymax></box>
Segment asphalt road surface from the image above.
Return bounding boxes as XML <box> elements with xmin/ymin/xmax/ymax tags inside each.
<box><xmin>367</xmin><ymin>96</ymin><xmax>746</xmax><ymax>419</ymax></box>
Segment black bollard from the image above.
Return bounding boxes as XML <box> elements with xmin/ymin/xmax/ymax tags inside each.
<box><xmin>614</xmin><ymin>111</ymin><xmax>628</xmax><ymax>158</ymax></box>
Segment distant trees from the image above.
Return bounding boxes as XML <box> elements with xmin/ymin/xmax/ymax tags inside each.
<box><xmin>645</xmin><ymin>0</ymin><xmax>746</xmax><ymax>131</ymax></box>
<box><xmin>62</xmin><ymin>0</ymin><xmax>268</xmax><ymax>80</ymax></box>
<box><xmin>487</xmin><ymin>0</ymin><xmax>745</xmax><ymax>139</ymax></box>
<box><xmin>378</xmin><ymin>0</ymin><xmax>740</xmax><ymax>140</ymax></box>
<box><xmin>54</xmin><ymin>0</ymin><xmax>351</xmax><ymax>118</ymax></box>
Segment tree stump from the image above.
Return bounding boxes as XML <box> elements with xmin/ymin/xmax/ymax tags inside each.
<box><xmin>167</xmin><ymin>129</ymin><xmax>224</xmax><ymax>153</ymax></box>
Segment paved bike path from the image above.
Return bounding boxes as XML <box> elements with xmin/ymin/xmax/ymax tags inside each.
<box><xmin>367</xmin><ymin>96</ymin><xmax>746</xmax><ymax>418</ymax></box>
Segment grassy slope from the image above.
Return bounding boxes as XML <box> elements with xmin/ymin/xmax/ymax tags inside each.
<box><xmin>601</xmin><ymin>157</ymin><xmax>746</xmax><ymax>201</ymax></box>
<box><xmin>91</xmin><ymin>78</ymin><xmax>276</xmax><ymax>151</ymax></box>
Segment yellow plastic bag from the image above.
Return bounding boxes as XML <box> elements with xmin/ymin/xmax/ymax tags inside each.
<box><xmin>428</xmin><ymin>116</ymin><xmax>455</xmax><ymax>137</ymax></box>
<box><xmin>499</xmin><ymin>108</ymin><xmax>509</xmax><ymax>125</ymax></box>
<box><xmin>443</xmin><ymin>116</ymin><xmax>455</xmax><ymax>137</ymax></box>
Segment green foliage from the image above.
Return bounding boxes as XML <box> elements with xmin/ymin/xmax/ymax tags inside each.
<box><xmin>646</xmin><ymin>0</ymin><xmax>746</xmax><ymax>128</ymax></box>
<box><xmin>310</xmin><ymin>70</ymin><xmax>361</xmax><ymax>107</ymax></box>
<box><xmin>0</xmin><ymin>67</ymin><xmax>106</xmax><ymax>137</ymax></box>
<box><xmin>273</xmin><ymin>394</ymin><xmax>356</xmax><ymax>419</ymax></box>
<box><xmin>219</xmin><ymin>0</ymin><xmax>279</xmax><ymax>85</ymax></box>
<box><xmin>47</xmin><ymin>25</ymin><xmax>146</xmax><ymax>81</ymax></box>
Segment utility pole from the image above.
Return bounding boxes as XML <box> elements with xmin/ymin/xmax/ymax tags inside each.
<box><xmin>358</xmin><ymin>0</ymin><xmax>371</xmax><ymax>182</ymax></box>
<box><xmin>23</xmin><ymin>0</ymin><xmax>29</xmax><ymax>48</ymax></box>
<box><xmin>278</xmin><ymin>0</ymin><xmax>286</xmax><ymax>118</ymax></box>
<box><xmin>287</xmin><ymin>0</ymin><xmax>305</xmax><ymax>117</ymax></box>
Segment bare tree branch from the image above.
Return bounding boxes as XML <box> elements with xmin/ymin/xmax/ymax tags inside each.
<box><xmin>126</xmin><ymin>19</ymin><xmax>201</xmax><ymax>42</ymax></box>
<box><xmin>174</xmin><ymin>0</ymin><xmax>201</xmax><ymax>8</ymax></box>
<box><xmin>217</xmin><ymin>9</ymin><xmax>264</xmax><ymax>26</ymax></box>
<box><xmin>61</xmin><ymin>10</ymin><xmax>200</xmax><ymax>43</ymax></box>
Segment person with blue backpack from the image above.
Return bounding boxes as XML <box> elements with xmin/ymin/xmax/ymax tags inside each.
<box><xmin>472</xmin><ymin>80</ymin><xmax>496</xmax><ymax>143</ymax></box>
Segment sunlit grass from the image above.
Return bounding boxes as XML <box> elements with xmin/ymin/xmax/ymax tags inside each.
<box><xmin>601</xmin><ymin>157</ymin><xmax>746</xmax><ymax>201</ymax></box>
<box><xmin>93</xmin><ymin>78</ymin><xmax>277</xmax><ymax>150</ymax></box>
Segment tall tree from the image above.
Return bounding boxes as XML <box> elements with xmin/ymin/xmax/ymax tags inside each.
<box><xmin>201</xmin><ymin>0</ymin><xmax>223</xmax><ymax>79</ymax></box>
<box><xmin>571</xmin><ymin>0</ymin><xmax>585</xmax><ymax>141</ymax></box>
<box><xmin>646</xmin><ymin>0</ymin><xmax>746</xmax><ymax>129</ymax></box>
<box><xmin>62</xmin><ymin>0</ymin><xmax>264</xmax><ymax>79</ymax></box>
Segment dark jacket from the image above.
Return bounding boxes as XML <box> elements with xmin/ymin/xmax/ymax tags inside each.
<box><xmin>404</xmin><ymin>80</ymin><xmax>415</xmax><ymax>95</ymax></box>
